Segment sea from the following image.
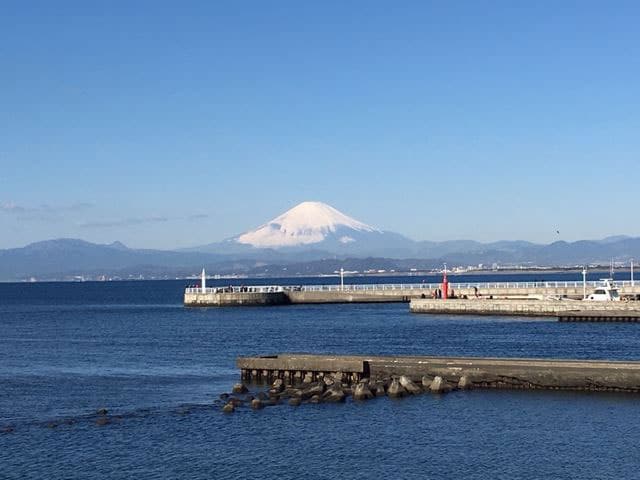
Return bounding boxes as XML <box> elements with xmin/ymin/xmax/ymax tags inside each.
<box><xmin>1</xmin><ymin>273</ymin><xmax>639</xmax><ymax>479</ymax></box>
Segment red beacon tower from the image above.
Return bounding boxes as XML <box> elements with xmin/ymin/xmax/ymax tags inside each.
<box><xmin>442</xmin><ymin>264</ymin><xmax>449</xmax><ymax>300</ymax></box>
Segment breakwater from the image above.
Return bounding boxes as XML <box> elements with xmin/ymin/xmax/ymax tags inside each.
<box><xmin>236</xmin><ymin>353</ymin><xmax>640</xmax><ymax>394</ymax></box>
<box><xmin>410</xmin><ymin>298</ymin><xmax>640</xmax><ymax>317</ymax></box>
<box><xmin>219</xmin><ymin>353</ymin><xmax>640</xmax><ymax>412</ymax></box>
<box><xmin>185</xmin><ymin>281</ymin><xmax>640</xmax><ymax>306</ymax></box>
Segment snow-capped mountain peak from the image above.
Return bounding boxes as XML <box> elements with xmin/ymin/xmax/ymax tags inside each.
<box><xmin>236</xmin><ymin>201</ymin><xmax>380</xmax><ymax>248</ymax></box>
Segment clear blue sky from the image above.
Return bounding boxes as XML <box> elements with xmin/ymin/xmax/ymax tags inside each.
<box><xmin>1</xmin><ymin>1</ymin><xmax>639</xmax><ymax>249</ymax></box>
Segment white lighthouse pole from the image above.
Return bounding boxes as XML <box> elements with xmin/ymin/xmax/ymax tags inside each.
<box><xmin>340</xmin><ymin>267</ymin><xmax>344</xmax><ymax>291</ymax></box>
<box><xmin>582</xmin><ymin>266</ymin><xmax>587</xmax><ymax>300</ymax></box>
<box><xmin>201</xmin><ymin>268</ymin><xmax>206</xmax><ymax>293</ymax></box>
<box><xmin>631</xmin><ymin>259</ymin><xmax>635</xmax><ymax>287</ymax></box>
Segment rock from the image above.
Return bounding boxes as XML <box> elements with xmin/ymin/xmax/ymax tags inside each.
<box><xmin>222</xmin><ymin>403</ymin><xmax>235</xmax><ymax>413</ymax></box>
<box><xmin>399</xmin><ymin>376</ymin><xmax>422</xmax><ymax>394</ymax></box>
<box><xmin>281</xmin><ymin>388</ymin><xmax>303</xmax><ymax>399</ymax></box>
<box><xmin>257</xmin><ymin>392</ymin><xmax>269</xmax><ymax>401</ymax></box>
<box><xmin>302</xmin><ymin>372</ymin><xmax>314</xmax><ymax>384</ymax></box>
<box><xmin>232</xmin><ymin>383</ymin><xmax>248</xmax><ymax>394</ymax></box>
<box><xmin>1</xmin><ymin>426</ymin><xmax>15</xmax><ymax>434</ymax></box>
<box><xmin>458</xmin><ymin>376</ymin><xmax>471</xmax><ymax>390</ymax></box>
<box><xmin>219</xmin><ymin>393</ymin><xmax>230</xmax><ymax>401</ymax></box>
<box><xmin>430</xmin><ymin>376</ymin><xmax>451</xmax><ymax>394</ymax></box>
<box><xmin>322</xmin><ymin>386</ymin><xmax>346</xmax><ymax>403</ymax></box>
<box><xmin>271</xmin><ymin>378</ymin><xmax>284</xmax><ymax>392</ymax></box>
<box><xmin>265</xmin><ymin>397</ymin><xmax>281</xmax><ymax>406</ymax></box>
<box><xmin>268</xmin><ymin>389</ymin><xmax>281</xmax><ymax>398</ymax></box>
<box><xmin>301</xmin><ymin>383</ymin><xmax>325</xmax><ymax>399</ymax></box>
<box><xmin>251</xmin><ymin>399</ymin><xmax>264</xmax><ymax>410</ymax></box>
<box><xmin>421</xmin><ymin>376</ymin><xmax>433</xmax><ymax>389</ymax></box>
<box><xmin>47</xmin><ymin>422</ymin><xmax>58</xmax><ymax>429</ymax></box>
<box><xmin>95</xmin><ymin>417</ymin><xmax>111</xmax><ymax>426</ymax></box>
<box><xmin>387</xmin><ymin>378</ymin><xmax>406</xmax><ymax>398</ymax></box>
<box><xmin>353</xmin><ymin>382</ymin><xmax>374</xmax><ymax>401</ymax></box>
<box><xmin>373</xmin><ymin>382</ymin><xmax>386</xmax><ymax>397</ymax></box>
<box><xmin>323</xmin><ymin>376</ymin><xmax>335</xmax><ymax>387</ymax></box>
<box><xmin>96</xmin><ymin>408</ymin><xmax>108</xmax><ymax>415</ymax></box>
<box><xmin>288</xmin><ymin>397</ymin><xmax>302</xmax><ymax>407</ymax></box>
<box><xmin>309</xmin><ymin>395</ymin><xmax>321</xmax><ymax>404</ymax></box>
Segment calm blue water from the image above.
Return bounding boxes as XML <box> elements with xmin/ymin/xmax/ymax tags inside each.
<box><xmin>1</xmin><ymin>278</ymin><xmax>640</xmax><ymax>479</ymax></box>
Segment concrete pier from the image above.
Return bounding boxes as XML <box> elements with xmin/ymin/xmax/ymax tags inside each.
<box><xmin>184</xmin><ymin>290</ymin><xmax>290</xmax><ymax>306</ymax></box>
<box><xmin>185</xmin><ymin>281</ymin><xmax>640</xmax><ymax>306</ymax></box>
<box><xmin>237</xmin><ymin>353</ymin><xmax>640</xmax><ymax>393</ymax></box>
<box><xmin>410</xmin><ymin>298</ymin><xmax>640</xmax><ymax>316</ymax></box>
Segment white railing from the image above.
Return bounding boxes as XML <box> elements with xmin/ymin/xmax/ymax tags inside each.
<box><xmin>186</xmin><ymin>280</ymin><xmax>638</xmax><ymax>294</ymax></box>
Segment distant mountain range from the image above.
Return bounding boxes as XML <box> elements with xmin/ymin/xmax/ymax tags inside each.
<box><xmin>1</xmin><ymin>202</ymin><xmax>639</xmax><ymax>281</ymax></box>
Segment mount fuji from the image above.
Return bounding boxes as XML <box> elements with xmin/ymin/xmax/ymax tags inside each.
<box><xmin>190</xmin><ymin>201</ymin><xmax>417</xmax><ymax>257</ymax></box>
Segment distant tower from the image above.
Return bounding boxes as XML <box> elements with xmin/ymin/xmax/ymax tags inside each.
<box><xmin>201</xmin><ymin>268</ymin><xmax>206</xmax><ymax>293</ymax></box>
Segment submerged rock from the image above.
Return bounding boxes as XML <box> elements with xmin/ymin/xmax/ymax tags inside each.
<box><xmin>96</xmin><ymin>408</ymin><xmax>108</xmax><ymax>415</ymax></box>
<box><xmin>288</xmin><ymin>397</ymin><xmax>302</xmax><ymax>407</ymax></box>
<box><xmin>222</xmin><ymin>403</ymin><xmax>235</xmax><ymax>413</ymax></box>
<box><xmin>232</xmin><ymin>383</ymin><xmax>248</xmax><ymax>394</ymax></box>
<box><xmin>95</xmin><ymin>417</ymin><xmax>111</xmax><ymax>426</ymax></box>
<box><xmin>265</xmin><ymin>397</ymin><xmax>281</xmax><ymax>407</ymax></box>
<box><xmin>251</xmin><ymin>399</ymin><xmax>264</xmax><ymax>410</ymax></box>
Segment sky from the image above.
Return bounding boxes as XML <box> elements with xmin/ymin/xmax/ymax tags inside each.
<box><xmin>1</xmin><ymin>1</ymin><xmax>639</xmax><ymax>249</ymax></box>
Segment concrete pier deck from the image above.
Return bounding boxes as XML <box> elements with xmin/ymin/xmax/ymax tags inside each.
<box><xmin>237</xmin><ymin>353</ymin><xmax>640</xmax><ymax>392</ymax></box>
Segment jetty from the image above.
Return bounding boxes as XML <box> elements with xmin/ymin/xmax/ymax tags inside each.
<box><xmin>409</xmin><ymin>298</ymin><xmax>640</xmax><ymax>317</ymax></box>
<box><xmin>236</xmin><ymin>353</ymin><xmax>640</xmax><ymax>393</ymax></box>
<box><xmin>184</xmin><ymin>279</ymin><xmax>640</xmax><ymax>307</ymax></box>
